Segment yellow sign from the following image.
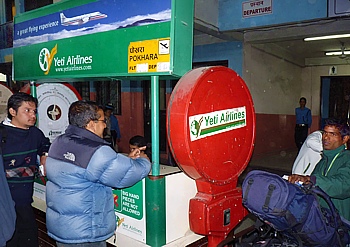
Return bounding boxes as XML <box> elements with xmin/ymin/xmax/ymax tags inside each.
<box><xmin>128</xmin><ymin>38</ymin><xmax>170</xmax><ymax>73</ymax></box>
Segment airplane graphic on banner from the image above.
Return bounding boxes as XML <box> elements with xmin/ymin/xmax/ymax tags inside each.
<box><xmin>60</xmin><ymin>12</ymin><xmax>107</xmax><ymax>26</ymax></box>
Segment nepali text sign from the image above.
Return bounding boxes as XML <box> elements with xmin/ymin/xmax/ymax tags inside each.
<box><xmin>128</xmin><ymin>38</ymin><xmax>170</xmax><ymax>73</ymax></box>
<box><xmin>242</xmin><ymin>0</ymin><xmax>272</xmax><ymax>18</ymax></box>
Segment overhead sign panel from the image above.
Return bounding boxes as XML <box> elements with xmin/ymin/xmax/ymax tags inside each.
<box><xmin>14</xmin><ymin>23</ymin><xmax>171</xmax><ymax>80</ymax></box>
<box><xmin>13</xmin><ymin>0</ymin><xmax>194</xmax><ymax>81</ymax></box>
<box><xmin>14</xmin><ymin>0</ymin><xmax>170</xmax><ymax>48</ymax></box>
<box><xmin>328</xmin><ymin>0</ymin><xmax>350</xmax><ymax>17</ymax></box>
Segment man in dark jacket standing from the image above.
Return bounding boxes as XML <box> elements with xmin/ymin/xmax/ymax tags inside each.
<box><xmin>45</xmin><ymin>100</ymin><xmax>151</xmax><ymax>247</ymax></box>
<box><xmin>294</xmin><ymin>97</ymin><xmax>312</xmax><ymax>152</ymax></box>
<box><xmin>2</xmin><ymin>92</ymin><xmax>50</xmax><ymax>247</ymax></box>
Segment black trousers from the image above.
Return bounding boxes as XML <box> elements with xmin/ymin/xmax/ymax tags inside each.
<box><xmin>6</xmin><ymin>205</ymin><xmax>38</xmax><ymax>247</ymax></box>
<box><xmin>294</xmin><ymin>125</ymin><xmax>308</xmax><ymax>151</ymax></box>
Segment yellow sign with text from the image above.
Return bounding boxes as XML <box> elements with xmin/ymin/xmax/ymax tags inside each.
<box><xmin>128</xmin><ymin>38</ymin><xmax>170</xmax><ymax>73</ymax></box>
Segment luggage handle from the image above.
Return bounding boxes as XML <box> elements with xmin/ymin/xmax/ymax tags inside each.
<box><xmin>242</xmin><ymin>178</ymin><xmax>254</xmax><ymax>203</ymax></box>
<box><xmin>263</xmin><ymin>184</ymin><xmax>276</xmax><ymax>213</ymax></box>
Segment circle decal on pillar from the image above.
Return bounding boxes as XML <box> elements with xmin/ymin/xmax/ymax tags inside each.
<box><xmin>0</xmin><ymin>83</ymin><xmax>13</xmax><ymax>122</ymax></box>
<box><xmin>37</xmin><ymin>83</ymin><xmax>81</xmax><ymax>143</ymax></box>
<box><xmin>47</xmin><ymin>104</ymin><xmax>62</xmax><ymax>121</ymax></box>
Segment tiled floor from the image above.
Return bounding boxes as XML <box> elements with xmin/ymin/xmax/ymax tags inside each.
<box><xmin>248</xmin><ymin>149</ymin><xmax>298</xmax><ymax>172</ymax></box>
<box><xmin>238</xmin><ymin>149</ymin><xmax>298</xmax><ymax>186</ymax></box>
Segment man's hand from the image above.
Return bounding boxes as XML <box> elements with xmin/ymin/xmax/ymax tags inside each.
<box><xmin>288</xmin><ymin>174</ymin><xmax>311</xmax><ymax>184</ymax></box>
<box><xmin>40</xmin><ymin>155</ymin><xmax>48</xmax><ymax>176</ymax></box>
<box><xmin>128</xmin><ymin>146</ymin><xmax>149</xmax><ymax>160</ymax></box>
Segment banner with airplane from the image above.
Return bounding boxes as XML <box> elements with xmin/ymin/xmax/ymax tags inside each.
<box><xmin>14</xmin><ymin>0</ymin><xmax>171</xmax><ymax>48</ymax></box>
<box><xmin>13</xmin><ymin>0</ymin><xmax>194</xmax><ymax>80</ymax></box>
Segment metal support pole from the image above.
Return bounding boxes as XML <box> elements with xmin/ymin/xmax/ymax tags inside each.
<box><xmin>30</xmin><ymin>80</ymin><xmax>37</xmax><ymax>98</ymax></box>
<box><xmin>29</xmin><ymin>81</ymin><xmax>38</xmax><ymax>126</ymax></box>
<box><xmin>145</xmin><ymin>177</ymin><xmax>166</xmax><ymax>247</ymax></box>
<box><xmin>151</xmin><ymin>75</ymin><xmax>160</xmax><ymax>176</ymax></box>
<box><xmin>146</xmin><ymin>76</ymin><xmax>166</xmax><ymax>246</ymax></box>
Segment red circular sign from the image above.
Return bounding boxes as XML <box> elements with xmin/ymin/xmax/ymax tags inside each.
<box><xmin>167</xmin><ymin>66</ymin><xmax>255</xmax><ymax>185</ymax></box>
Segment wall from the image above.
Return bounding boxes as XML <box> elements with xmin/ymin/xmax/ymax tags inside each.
<box><xmin>244</xmin><ymin>44</ymin><xmax>350</xmax><ymax>156</ymax></box>
<box><xmin>117</xmin><ymin>81</ymin><xmax>144</xmax><ymax>153</ymax></box>
<box><xmin>302</xmin><ymin>65</ymin><xmax>350</xmax><ymax>116</ymax></box>
<box><xmin>195</xmin><ymin>0</ymin><xmax>218</xmax><ymax>27</ymax></box>
<box><xmin>193</xmin><ymin>41</ymin><xmax>243</xmax><ymax>75</ymax></box>
<box><xmin>243</xmin><ymin>43</ymin><xmax>303</xmax><ymax>155</ymax></box>
<box><xmin>301</xmin><ymin>64</ymin><xmax>350</xmax><ymax>128</ymax></box>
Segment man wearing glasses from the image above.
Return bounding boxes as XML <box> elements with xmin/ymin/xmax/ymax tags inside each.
<box><xmin>45</xmin><ymin>100</ymin><xmax>151</xmax><ymax>247</ymax></box>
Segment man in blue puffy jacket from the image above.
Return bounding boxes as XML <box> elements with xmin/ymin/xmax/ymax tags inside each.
<box><xmin>45</xmin><ymin>100</ymin><xmax>151</xmax><ymax>247</ymax></box>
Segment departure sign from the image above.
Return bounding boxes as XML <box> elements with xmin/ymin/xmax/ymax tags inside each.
<box><xmin>128</xmin><ymin>38</ymin><xmax>170</xmax><ymax>73</ymax></box>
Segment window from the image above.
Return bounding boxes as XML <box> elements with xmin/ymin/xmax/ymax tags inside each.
<box><xmin>95</xmin><ymin>80</ymin><xmax>121</xmax><ymax>115</ymax></box>
<box><xmin>5</xmin><ymin>0</ymin><xmax>14</xmax><ymax>21</ymax></box>
<box><xmin>193</xmin><ymin>60</ymin><xmax>228</xmax><ymax>69</ymax></box>
<box><xmin>73</xmin><ymin>81</ymin><xmax>90</xmax><ymax>101</ymax></box>
<box><xmin>25</xmin><ymin>0</ymin><xmax>53</xmax><ymax>11</ymax></box>
<box><xmin>72</xmin><ymin>80</ymin><xmax>121</xmax><ymax>114</ymax></box>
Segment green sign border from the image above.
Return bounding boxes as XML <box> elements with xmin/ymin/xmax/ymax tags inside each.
<box><xmin>13</xmin><ymin>0</ymin><xmax>194</xmax><ymax>81</ymax></box>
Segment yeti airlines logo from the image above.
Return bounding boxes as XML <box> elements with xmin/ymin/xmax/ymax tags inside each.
<box><xmin>189</xmin><ymin>106</ymin><xmax>247</xmax><ymax>141</ymax></box>
<box><xmin>39</xmin><ymin>44</ymin><xmax>58</xmax><ymax>75</ymax></box>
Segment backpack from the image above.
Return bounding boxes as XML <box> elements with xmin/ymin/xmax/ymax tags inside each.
<box><xmin>0</xmin><ymin>125</ymin><xmax>16</xmax><ymax>246</ymax></box>
<box><xmin>242</xmin><ymin>170</ymin><xmax>349</xmax><ymax>247</ymax></box>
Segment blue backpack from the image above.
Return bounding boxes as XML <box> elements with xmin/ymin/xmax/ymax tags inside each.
<box><xmin>242</xmin><ymin>170</ymin><xmax>349</xmax><ymax>247</ymax></box>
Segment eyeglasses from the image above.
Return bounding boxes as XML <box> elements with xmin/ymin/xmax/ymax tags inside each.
<box><xmin>95</xmin><ymin>119</ymin><xmax>107</xmax><ymax>124</ymax></box>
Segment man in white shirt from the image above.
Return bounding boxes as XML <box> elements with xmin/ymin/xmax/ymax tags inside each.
<box><xmin>292</xmin><ymin>130</ymin><xmax>323</xmax><ymax>175</ymax></box>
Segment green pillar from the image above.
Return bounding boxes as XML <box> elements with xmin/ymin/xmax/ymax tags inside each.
<box><xmin>30</xmin><ymin>81</ymin><xmax>37</xmax><ymax>98</ymax></box>
<box><xmin>151</xmin><ymin>75</ymin><xmax>160</xmax><ymax>176</ymax></box>
<box><xmin>146</xmin><ymin>76</ymin><xmax>166</xmax><ymax>246</ymax></box>
<box><xmin>29</xmin><ymin>81</ymin><xmax>38</xmax><ymax>126</ymax></box>
<box><xmin>146</xmin><ymin>176</ymin><xmax>166</xmax><ymax>247</ymax></box>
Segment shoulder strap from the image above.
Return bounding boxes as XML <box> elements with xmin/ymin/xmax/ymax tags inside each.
<box><xmin>311</xmin><ymin>186</ymin><xmax>343</xmax><ymax>227</ymax></box>
<box><xmin>308</xmin><ymin>186</ymin><xmax>350</xmax><ymax>245</ymax></box>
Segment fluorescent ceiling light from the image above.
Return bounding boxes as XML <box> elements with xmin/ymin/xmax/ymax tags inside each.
<box><xmin>325</xmin><ymin>51</ymin><xmax>350</xmax><ymax>56</ymax></box>
<box><xmin>304</xmin><ymin>34</ymin><xmax>350</xmax><ymax>41</ymax></box>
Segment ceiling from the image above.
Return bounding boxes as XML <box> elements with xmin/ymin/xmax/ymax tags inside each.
<box><xmin>193</xmin><ymin>17</ymin><xmax>350</xmax><ymax>67</ymax></box>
